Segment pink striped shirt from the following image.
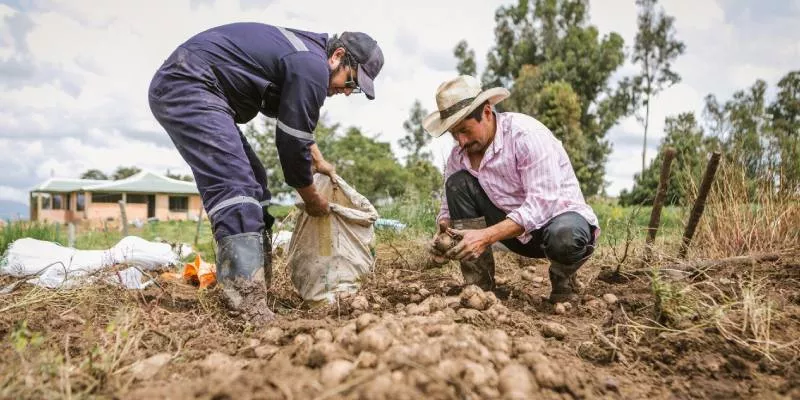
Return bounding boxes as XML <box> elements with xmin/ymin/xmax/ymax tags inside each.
<box><xmin>437</xmin><ymin>112</ymin><xmax>599</xmax><ymax>244</ymax></box>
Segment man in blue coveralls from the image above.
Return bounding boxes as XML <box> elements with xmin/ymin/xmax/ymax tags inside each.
<box><xmin>148</xmin><ymin>23</ymin><xmax>384</xmax><ymax>324</ymax></box>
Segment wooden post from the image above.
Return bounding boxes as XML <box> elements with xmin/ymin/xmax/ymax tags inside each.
<box><xmin>194</xmin><ymin>209</ymin><xmax>204</xmax><ymax>247</ymax></box>
<box><xmin>118</xmin><ymin>200</ymin><xmax>129</xmax><ymax>237</ymax></box>
<box><xmin>67</xmin><ymin>223</ymin><xmax>76</xmax><ymax>248</ymax></box>
<box><xmin>678</xmin><ymin>152</ymin><xmax>721</xmax><ymax>259</ymax></box>
<box><xmin>644</xmin><ymin>147</ymin><xmax>677</xmax><ymax>261</ymax></box>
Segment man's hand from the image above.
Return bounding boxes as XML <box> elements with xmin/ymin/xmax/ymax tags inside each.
<box><xmin>296</xmin><ymin>184</ymin><xmax>330</xmax><ymax>217</ymax></box>
<box><xmin>445</xmin><ymin>228</ymin><xmax>492</xmax><ymax>261</ymax></box>
<box><xmin>310</xmin><ymin>143</ymin><xmax>336</xmax><ymax>178</ymax></box>
<box><xmin>312</xmin><ymin>158</ymin><xmax>336</xmax><ymax>178</ymax></box>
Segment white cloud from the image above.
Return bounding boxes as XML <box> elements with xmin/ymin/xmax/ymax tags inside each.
<box><xmin>0</xmin><ymin>185</ymin><xmax>27</xmax><ymax>204</ymax></box>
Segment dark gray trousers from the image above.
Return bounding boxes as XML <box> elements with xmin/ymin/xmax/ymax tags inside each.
<box><xmin>445</xmin><ymin>170</ymin><xmax>595</xmax><ymax>265</ymax></box>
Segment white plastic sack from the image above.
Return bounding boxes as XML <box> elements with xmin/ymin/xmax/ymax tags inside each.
<box><xmin>0</xmin><ymin>236</ymin><xmax>180</xmax><ymax>289</ymax></box>
<box><xmin>286</xmin><ymin>174</ymin><xmax>378</xmax><ymax>302</ymax></box>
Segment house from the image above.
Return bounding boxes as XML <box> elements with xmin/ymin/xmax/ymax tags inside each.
<box><xmin>30</xmin><ymin>171</ymin><xmax>204</xmax><ymax>224</ymax></box>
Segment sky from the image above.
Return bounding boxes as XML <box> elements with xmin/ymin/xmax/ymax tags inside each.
<box><xmin>1</xmin><ymin>0</ymin><xmax>799</xmax><ymax>206</ymax></box>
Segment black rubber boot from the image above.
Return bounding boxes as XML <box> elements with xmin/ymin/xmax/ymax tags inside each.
<box><xmin>452</xmin><ymin>217</ymin><xmax>496</xmax><ymax>291</ymax></box>
<box><xmin>217</xmin><ymin>232</ymin><xmax>274</xmax><ymax>324</ymax></box>
<box><xmin>548</xmin><ymin>254</ymin><xmax>591</xmax><ymax>303</ymax></box>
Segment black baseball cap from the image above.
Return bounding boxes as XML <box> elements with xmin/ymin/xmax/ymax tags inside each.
<box><xmin>339</xmin><ymin>31</ymin><xmax>384</xmax><ymax>100</ymax></box>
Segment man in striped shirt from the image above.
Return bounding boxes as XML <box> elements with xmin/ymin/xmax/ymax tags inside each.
<box><xmin>424</xmin><ymin>76</ymin><xmax>598</xmax><ymax>303</ymax></box>
<box><xmin>148</xmin><ymin>23</ymin><xmax>384</xmax><ymax>323</ymax></box>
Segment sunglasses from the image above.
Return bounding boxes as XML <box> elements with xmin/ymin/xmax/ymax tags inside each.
<box><xmin>343</xmin><ymin>64</ymin><xmax>362</xmax><ymax>94</ymax></box>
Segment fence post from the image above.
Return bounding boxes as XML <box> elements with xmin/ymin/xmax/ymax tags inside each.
<box><xmin>118</xmin><ymin>200</ymin><xmax>129</xmax><ymax>237</ymax></box>
<box><xmin>678</xmin><ymin>152</ymin><xmax>721</xmax><ymax>259</ymax></box>
<box><xmin>644</xmin><ymin>147</ymin><xmax>677</xmax><ymax>262</ymax></box>
<box><xmin>68</xmin><ymin>223</ymin><xmax>76</xmax><ymax>248</ymax></box>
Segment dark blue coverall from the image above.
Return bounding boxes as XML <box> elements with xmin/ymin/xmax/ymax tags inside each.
<box><xmin>148</xmin><ymin>23</ymin><xmax>326</xmax><ymax>241</ymax></box>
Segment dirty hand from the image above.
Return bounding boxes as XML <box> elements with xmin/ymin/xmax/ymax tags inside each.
<box><xmin>445</xmin><ymin>228</ymin><xmax>490</xmax><ymax>261</ymax></box>
<box><xmin>312</xmin><ymin>158</ymin><xmax>336</xmax><ymax>178</ymax></box>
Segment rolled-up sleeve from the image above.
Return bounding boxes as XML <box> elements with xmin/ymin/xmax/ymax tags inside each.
<box><xmin>275</xmin><ymin>52</ymin><xmax>328</xmax><ymax>188</ymax></box>
<box><xmin>505</xmin><ymin>131</ymin><xmax>562</xmax><ymax>243</ymax></box>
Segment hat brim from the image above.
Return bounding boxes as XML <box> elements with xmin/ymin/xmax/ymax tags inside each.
<box><xmin>423</xmin><ymin>87</ymin><xmax>510</xmax><ymax>137</ymax></box>
<box><xmin>357</xmin><ymin>65</ymin><xmax>375</xmax><ymax>100</ymax></box>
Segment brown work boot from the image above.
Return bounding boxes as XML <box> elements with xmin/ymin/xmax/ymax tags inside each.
<box><xmin>452</xmin><ymin>217</ymin><xmax>496</xmax><ymax>291</ymax></box>
<box><xmin>217</xmin><ymin>232</ymin><xmax>275</xmax><ymax>325</ymax></box>
<box><xmin>548</xmin><ymin>257</ymin><xmax>590</xmax><ymax>303</ymax></box>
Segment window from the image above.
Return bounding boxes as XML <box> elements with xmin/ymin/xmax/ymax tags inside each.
<box><xmin>40</xmin><ymin>193</ymin><xmax>51</xmax><ymax>210</ymax></box>
<box><xmin>76</xmin><ymin>193</ymin><xmax>85</xmax><ymax>211</ymax></box>
<box><xmin>127</xmin><ymin>194</ymin><xmax>148</xmax><ymax>204</ymax></box>
<box><xmin>52</xmin><ymin>194</ymin><xmax>63</xmax><ymax>210</ymax></box>
<box><xmin>168</xmin><ymin>196</ymin><xmax>188</xmax><ymax>212</ymax></box>
<box><xmin>93</xmin><ymin>192</ymin><xmax>123</xmax><ymax>203</ymax></box>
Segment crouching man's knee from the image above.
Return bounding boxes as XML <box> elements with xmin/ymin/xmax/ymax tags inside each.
<box><xmin>543</xmin><ymin>212</ymin><xmax>593</xmax><ymax>265</ymax></box>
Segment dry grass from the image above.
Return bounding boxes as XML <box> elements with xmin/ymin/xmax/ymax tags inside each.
<box><xmin>693</xmin><ymin>161</ymin><xmax>800</xmax><ymax>257</ymax></box>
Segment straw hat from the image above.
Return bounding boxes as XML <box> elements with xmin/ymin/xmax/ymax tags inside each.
<box><xmin>422</xmin><ymin>75</ymin><xmax>510</xmax><ymax>137</ymax></box>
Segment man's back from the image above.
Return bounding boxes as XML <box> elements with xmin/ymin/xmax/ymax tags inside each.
<box><xmin>181</xmin><ymin>22</ymin><xmax>329</xmax><ymax>123</ymax></box>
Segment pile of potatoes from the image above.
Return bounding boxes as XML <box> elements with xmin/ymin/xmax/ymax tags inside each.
<box><xmin>251</xmin><ymin>285</ymin><xmax>603</xmax><ymax>399</ymax></box>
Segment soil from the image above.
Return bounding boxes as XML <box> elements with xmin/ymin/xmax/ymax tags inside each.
<box><xmin>1</xmin><ymin>242</ymin><xmax>799</xmax><ymax>399</ymax></box>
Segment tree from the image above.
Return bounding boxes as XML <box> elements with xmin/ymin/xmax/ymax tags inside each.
<box><xmin>399</xmin><ymin>100</ymin><xmax>433</xmax><ymax>162</ymax></box>
<box><xmin>766</xmin><ymin>70</ymin><xmax>800</xmax><ymax>192</ymax></box>
<box><xmin>111</xmin><ymin>166</ymin><xmax>141</xmax><ymax>180</ymax></box>
<box><xmin>457</xmin><ymin>0</ymin><xmax>629</xmax><ymax>196</ymax></box>
<box><xmin>453</xmin><ymin>40</ymin><xmax>477</xmax><ymax>76</ymax></box>
<box><xmin>629</xmin><ymin>0</ymin><xmax>686</xmax><ymax>173</ymax></box>
<box><xmin>399</xmin><ymin>100</ymin><xmax>442</xmax><ymax>197</ymax></box>
<box><xmin>165</xmin><ymin>170</ymin><xmax>194</xmax><ymax>182</ymax></box>
<box><xmin>619</xmin><ymin>112</ymin><xmax>706</xmax><ymax>206</ymax></box>
<box><xmin>323</xmin><ymin>127</ymin><xmax>408</xmax><ymax>202</ymax></box>
<box><xmin>80</xmin><ymin>169</ymin><xmax>108</xmax><ymax>180</ymax></box>
<box><xmin>242</xmin><ymin>117</ymin><xmax>292</xmax><ymax>196</ymax></box>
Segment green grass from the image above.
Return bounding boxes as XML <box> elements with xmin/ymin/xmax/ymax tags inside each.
<box><xmin>1</xmin><ymin>221</ymin><xmax>65</xmax><ymax>256</ymax></box>
<box><xmin>591</xmin><ymin>199</ymin><xmax>686</xmax><ymax>244</ymax></box>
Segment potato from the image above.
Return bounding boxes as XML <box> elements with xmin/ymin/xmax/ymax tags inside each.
<box><xmin>462</xmin><ymin>361</ymin><xmax>498</xmax><ymax>388</ymax></box>
<box><xmin>356</xmin><ymin>326</ymin><xmax>394</xmax><ymax>354</ymax></box>
<box><xmin>518</xmin><ymin>352</ymin><xmax>564</xmax><ymax>389</ymax></box>
<box><xmin>314</xmin><ymin>329</ymin><xmax>334</xmax><ymax>343</ymax></box>
<box><xmin>512</xmin><ymin>336</ymin><xmax>545</xmax><ymax>356</ymax></box>
<box><xmin>406</xmin><ymin>303</ymin><xmax>430</xmax><ymax>316</ymax></box>
<box><xmin>421</xmin><ymin>296</ymin><xmax>447</xmax><ymax>312</ymax></box>
<box><xmin>351</xmin><ymin>295</ymin><xmax>369</xmax><ymax>311</ymax></box>
<box><xmin>541</xmin><ymin>322</ymin><xmax>568</xmax><ymax>340</ymax></box>
<box><xmin>434</xmin><ymin>233</ymin><xmax>456</xmax><ymax>253</ymax></box>
<box><xmin>320</xmin><ymin>359</ymin><xmax>354</xmax><ymax>387</ymax></box>
<box><xmin>306</xmin><ymin>342</ymin><xmax>341</xmax><ymax>368</ymax></box>
<box><xmin>461</xmin><ymin>286</ymin><xmax>500</xmax><ymax>311</ymax></box>
<box><xmin>482</xmin><ymin>329</ymin><xmax>511</xmax><ymax>353</ymax></box>
<box><xmin>357</xmin><ymin>351</ymin><xmax>378</xmax><ymax>369</ymax></box>
<box><xmin>260</xmin><ymin>327</ymin><xmax>283</xmax><ymax>345</ymax></box>
<box><xmin>499</xmin><ymin>363</ymin><xmax>537</xmax><ymax>399</ymax></box>
<box><xmin>356</xmin><ymin>313</ymin><xmax>378</xmax><ymax>333</ymax></box>
<box><xmin>554</xmin><ymin>303</ymin><xmax>567</xmax><ymax>315</ymax></box>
